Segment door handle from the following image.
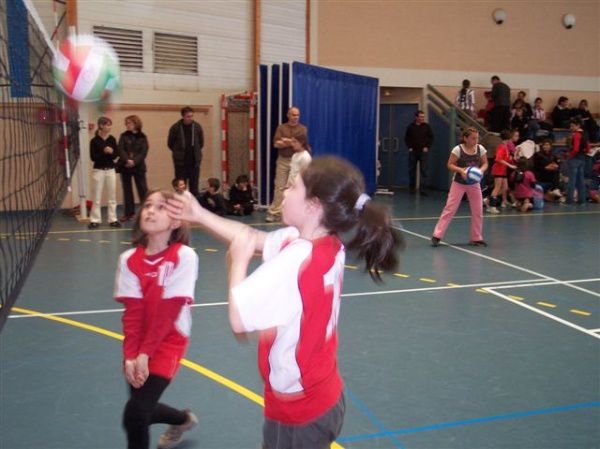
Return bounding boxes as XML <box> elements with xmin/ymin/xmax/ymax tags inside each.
<box><xmin>381</xmin><ymin>137</ymin><xmax>390</xmax><ymax>152</ymax></box>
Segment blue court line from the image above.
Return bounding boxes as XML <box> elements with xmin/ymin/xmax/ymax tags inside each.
<box><xmin>338</xmin><ymin>400</ymin><xmax>600</xmax><ymax>444</ymax></box>
<box><xmin>345</xmin><ymin>387</ymin><xmax>405</xmax><ymax>449</ymax></box>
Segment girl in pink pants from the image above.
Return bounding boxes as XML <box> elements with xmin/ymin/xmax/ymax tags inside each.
<box><xmin>432</xmin><ymin>127</ymin><xmax>489</xmax><ymax>247</ymax></box>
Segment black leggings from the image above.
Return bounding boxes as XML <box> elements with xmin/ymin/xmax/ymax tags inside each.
<box><xmin>123</xmin><ymin>375</ymin><xmax>187</xmax><ymax>449</ymax></box>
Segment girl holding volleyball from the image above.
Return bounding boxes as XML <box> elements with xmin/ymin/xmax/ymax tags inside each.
<box><xmin>167</xmin><ymin>156</ymin><xmax>404</xmax><ymax>449</ymax></box>
<box><xmin>431</xmin><ymin>127</ymin><xmax>488</xmax><ymax>247</ymax></box>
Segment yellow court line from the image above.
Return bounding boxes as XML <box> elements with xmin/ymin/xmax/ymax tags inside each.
<box><xmin>476</xmin><ymin>288</ymin><xmax>490</xmax><ymax>294</ymax></box>
<box><xmin>344</xmin><ymin>265</ymin><xmax>358</xmax><ymax>270</ymax></box>
<box><xmin>58</xmin><ymin>238</ymin><xmax>70</xmax><ymax>241</ymax></box>
<box><xmin>508</xmin><ymin>295</ymin><xmax>524</xmax><ymax>301</ymax></box>
<box><xmin>570</xmin><ymin>309</ymin><xmax>592</xmax><ymax>317</ymax></box>
<box><xmin>446</xmin><ymin>283</ymin><xmax>460</xmax><ymax>287</ymax></box>
<box><xmin>10</xmin><ymin>306</ymin><xmax>344</xmax><ymax>449</ymax></box>
<box><xmin>205</xmin><ymin>248</ymin><xmax>219</xmax><ymax>252</ymax></box>
<box><xmin>78</xmin><ymin>239</ymin><xmax>92</xmax><ymax>242</ymax></box>
<box><xmin>394</xmin><ymin>273</ymin><xmax>409</xmax><ymax>278</ymax></box>
<box><xmin>537</xmin><ymin>301</ymin><xmax>557</xmax><ymax>309</ymax></box>
<box><xmin>419</xmin><ymin>278</ymin><xmax>436</xmax><ymax>283</ymax></box>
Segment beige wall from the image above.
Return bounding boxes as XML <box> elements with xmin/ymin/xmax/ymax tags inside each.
<box><xmin>317</xmin><ymin>1</ymin><xmax>600</xmax><ymax>77</ymax></box>
<box><xmin>63</xmin><ymin>105</ymin><xmax>212</xmax><ymax>209</ymax></box>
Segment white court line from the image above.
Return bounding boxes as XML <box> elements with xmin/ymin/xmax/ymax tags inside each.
<box><xmin>590</xmin><ymin>329</ymin><xmax>600</xmax><ymax>333</ymax></box>
<box><xmin>341</xmin><ymin>278</ymin><xmax>548</xmax><ymax>298</ymax></box>
<box><xmin>484</xmin><ymin>287</ymin><xmax>600</xmax><ymax>341</ymax></box>
<box><xmin>8</xmin><ymin>278</ymin><xmax>549</xmax><ymax>319</ymax></box>
<box><xmin>399</xmin><ymin>227</ymin><xmax>600</xmax><ymax>299</ymax></box>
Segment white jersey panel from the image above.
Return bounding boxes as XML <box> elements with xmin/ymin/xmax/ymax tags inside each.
<box><xmin>114</xmin><ymin>248</ymin><xmax>142</xmax><ymax>299</ymax></box>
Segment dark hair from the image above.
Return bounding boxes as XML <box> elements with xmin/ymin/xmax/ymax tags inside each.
<box><xmin>516</xmin><ymin>156</ymin><xmax>529</xmax><ymax>172</ymax></box>
<box><xmin>462</xmin><ymin>79</ymin><xmax>470</xmax><ymax>88</ymax></box>
<box><xmin>541</xmin><ymin>138</ymin><xmax>553</xmax><ymax>147</ymax></box>
<box><xmin>207</xmin><ymin>177</ymin><xmax>221</xmax><ymax>191</ymax></box>
<box><xmin>132</xmin><ymin>190</ymin><xmax>190</xmax><ymax>247</ymax></box>
<box><xmin>558</xmin><ymin>96</ymin><xmax>568</xmax><ymax>104</ymax></box>
<box><xmin>491</xmin><ymin>75</ymin><xmax>500</xmax><ymax>82</ymax></box>
<box><xmin>534</xmin><ymin>97</ymin><xmax>542</xmax><ymax>103</ymax></box>
<box><xmin>181</xmin><ymin>106</ymin><xmax>194</xmax><ymax>116</ymax></box>
<box><xmin>171</xmin><ymin>178</ymin><xmax>186</xmax><ymax>188</ymax></box>
<box><xmin>301</xmin><ymin>156</ymin><xmax>404</xmax><ymax>282</ymax></box>
<box><xmin>500</xmin><ymin>129</ymin><xmax>512</xmax><ymax>140</ymax></box>
<box><xmin>570</xmin><ymin>117</ymin><xmax>582</xmax><ymax>127</ymax></box>
<box><xmin>95</xmin><ymin>116</ymin><xmax>112</xmax><ymax>136</ymax></box>
<box><xmin>415</xmin><ymin>110</ymin><xmax>424</xmax><ymax>117</ymax></box>
<box><xmin>235</xmin><ymin>174</ymin><xmax>249</xmax><ymax>184</ymax></box>
<box><xmin>518</xmin><ymin>90</ymin><xmax>527</xmax><ymax>97</ymax></box>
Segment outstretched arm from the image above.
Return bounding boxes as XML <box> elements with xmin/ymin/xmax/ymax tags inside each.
<box><xmin>167</xmin><ymin>191</ymin><xmax>267</xmax><ymax>251</ymax></box>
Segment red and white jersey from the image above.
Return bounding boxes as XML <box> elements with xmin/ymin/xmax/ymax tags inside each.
<box><xmin>114</xmin><ymin>243</ymin><xmax>198</xmax><ymax>379</ymax></box>
<box><xmin>232</xmin><ymin>227</ymin><xmax>345</xmax><ymax>424</ymax></box>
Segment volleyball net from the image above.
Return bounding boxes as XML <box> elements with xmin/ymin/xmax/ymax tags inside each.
<box><xmin>0</xmin><ymin>0</ymin><xmax>80</xmax><ymax>330</ymax></box>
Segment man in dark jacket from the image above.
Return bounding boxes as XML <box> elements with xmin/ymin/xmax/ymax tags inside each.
<box><xmin>168</xmin><ymin>106</ymin><xmax>204</xmax><ymax>197</ymax></box>
<box><xmin>404</xmin><ymin>110</ymin><xmax>434</xmax><ymax>194</ymax></box>
<box><xmin>490</xmin><ymin>75</ymin><xmax>511</xmax><ymax>132</ymax></box>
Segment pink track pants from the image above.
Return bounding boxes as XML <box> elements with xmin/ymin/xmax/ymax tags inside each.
<box><xmin>433</xmin><ymin>181</ymin><xmax>483</xmax><ymax>242</ymax></box>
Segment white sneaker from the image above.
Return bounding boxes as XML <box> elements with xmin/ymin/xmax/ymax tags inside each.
<box><xmin>157</xmin><ymin>410</ymin><xmax>198</xmax><ymax>449</ymax></box>
<box><xmin>483</xmin><ymin>197</ymin><xmax>490</xmax><ymax>208</ymax></box>
<box><xmin>487</xmin><ymin>207</ymin><xmax>500</xmax><ymax>214</ymax></box>
<box><xmin>550</xmin><ymin>188</ymin><xmax>562</xmax><ymax>197</ymax></box>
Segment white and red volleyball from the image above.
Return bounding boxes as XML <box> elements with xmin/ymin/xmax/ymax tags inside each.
<box><xmin>466</xmin><ymin>166</ymin><xmax>483</xmax><ymax>184</ymax></box>
<box><xmin>52</xmin><ymin>34</ymin><xmax>120</xmax><ymax>103</ymax></box>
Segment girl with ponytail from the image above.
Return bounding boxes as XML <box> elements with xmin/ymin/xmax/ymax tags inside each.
<box><xmin>167</xmin><ymin>156</ymin><xmax>404</xmax><ymax>448</ymax></box>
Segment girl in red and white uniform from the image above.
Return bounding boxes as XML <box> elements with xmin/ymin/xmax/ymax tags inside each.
<box><xmin>167</xmin><ymin>156</ymin><xmax>404</xmax><ymax>449</ymax></box>
<box><xmin>115</xmin><ymin>189</ymin><xmax>199</xmax><ymax>449</ymax></box>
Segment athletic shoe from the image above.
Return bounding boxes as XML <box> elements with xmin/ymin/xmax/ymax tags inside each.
<box><xmin>119</xmin><ymin>214</ymin><xmax>134</xmax><ymax>222</ymax></box>
<box><xmin>469</xmin><ymin>240</ymin><xmax>488</xmax><ymax>247</ymax></box>
<box><xmin>482</xmin><ymin>197</ymin><xmax>490</xmax><ymax>208</ymax></box>
<box><xmin>88</xmin><ymin>222</ymin><xmax>99</xmax><ymax>229</ymax></box>
<box><xmin>265</xmin><ymin>214</ymin><xmax>279</xmax><ymax>223</ymax></box>
<box><xmin>109</xmin><ymin>221</ymin><xmax>122</xmax><ymax>228</ymax></box>
<box><xmin>487</xmin><ymin>207</ymin><xmax>500</xmax><ymax>214</ymax></box>
<box><xmin>156</xmin><ymin>410</ymin><xmax>198</xmax><ymax>449</ymax></box>
<box><xmin>431</xmin><ymin>237</ymin><xmax>440</xmax><ymax>247</ymax></box>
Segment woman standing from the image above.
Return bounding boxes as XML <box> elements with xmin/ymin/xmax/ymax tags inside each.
<box><xmin>118</xmin><ymin>115</ymin><xmax>149</xmax><ymax>222</ymax></box>
<box><xmin>431</xmin><ymin>127</ymin><xmax>489</xmax><ymax>247</ymax></box>
<box><xmin>88</xmin><ymin>116</ymin><xmax>120</xmax><ymax>229</ymax></box>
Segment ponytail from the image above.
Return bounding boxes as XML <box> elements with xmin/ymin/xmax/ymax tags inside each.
<box><xmin>347</xmin><ymin>199</ymin><xmax>404</xmax><ymax>282</ymax></box>
<box><xmin>302</xmin><ymin>156</ymin><xmax>405</xmax><ymax>283</ymax></box>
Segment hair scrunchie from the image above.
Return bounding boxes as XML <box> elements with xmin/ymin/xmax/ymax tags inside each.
<box><xmin>354</xmin><ymin>193</ymin><xmax>371</xmax><ymax>211</ymax></box>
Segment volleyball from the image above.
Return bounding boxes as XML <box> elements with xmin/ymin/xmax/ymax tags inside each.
<box><xmin>52</xmin><ymin>34</ymin><xmax>120</xmax><ymax>103</ymax></box>
<box><xmin>465</xmin><ymin>166</ymin><xmax>483</xmax><ymax>184</ymax></box>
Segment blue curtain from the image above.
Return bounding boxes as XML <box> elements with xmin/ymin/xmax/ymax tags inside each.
<box><xmin>258</xmin><ymin>65</ymin><xmax>269</xmax><ymax>204</ymax></box>
<box><xmin>7</xmin><ymin>0</ymin><xmax>31</xmax><ymax>98</ymax></box>
<box><xmin>292</xmin><ymin>62</ymin><xmax>379</xmax><ymax>193</ymax></box>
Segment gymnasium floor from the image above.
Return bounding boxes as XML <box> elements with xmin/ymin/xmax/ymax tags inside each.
<box><xmin>1</xmin><ymin>191</ymin><xmax>599</xmax><ymax>449</ymax></box>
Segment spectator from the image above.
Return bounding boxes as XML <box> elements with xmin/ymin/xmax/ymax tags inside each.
<box><xmin>511</xmin><ymin>91</ymin><xmax>532</xmax><ymax>118</ymax></box>
<box><xmin>404</xmin><ymin>110</ymin><xmax>434</xmax><ymax>195</ymax></box>
<box><xmin>510</xmin><ymin>107</ymin><xmax>529</xmax><ymax>144</ymax></box>
<box><xmin>510</xmin><ymin>157</ymin><xmax>536</xmax><ymax>212</ymax></box>
<box><xmin>227</xmin><ymin>174</ymin><xmax>255</xmax><ymax>216</ymax></box>
<box><xmin>288</xmin><ymin>134</ymin><xmax>312</xmax><ymax>185</ymax></box>
<box><xmin>572</xmin><ymin>99</ymin><xmax>599</xmax><ymax>142</ymax></box>
<box><xmin>455</xmin><ymin>79</ymin><xmax>476</xmax><ymax>118</ymax></box>
<box><xmin>529</xmin><ymin>97</ymin><xmax>554</xmax><ymax>141</ymax></box>
<box><xmin>533</xmin><ymin>139</ymin><xmax>565</xmax><ymax>202</ymax></box>
<box><xmin>88</xmin><ymin>116</ymin><xmax>120</xmax><ymax>229</ymax></box>
<box><xmin>168</xmin><ymin>106</ymin><xmax>204</xmax><ymax>197</ymax></box>
<box><xmin>490</xmin><ymin>75</ymin><xmax>511</xmax><ymax>132</ymax></box>
<box><xmin>551</xmin><ymin>96</ymin><xmax>572</xmax><ymax>128</ymax></box>
<box><xmin>172</xmin><ymin>178</ymin><xmax>187</xmax><ymax>195</ymax></box>
<box><xmin>117</xmin><ymin>115</ymin><xmax>148</xmax><ymax>222</ymax></box>
<box><xmin>198</xmin><ymin>178</ymin><xmax>227</xmax><ymax>216</ymax></box>
<box><xmin>266</xmin><ymin>107</ymin><xmax>308</xmax><ymax>222</ymax></box>
<box><xmin>565</xmin><ymin>118</ymin><xmax>589</xmax><ymax>204</ymax></box>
